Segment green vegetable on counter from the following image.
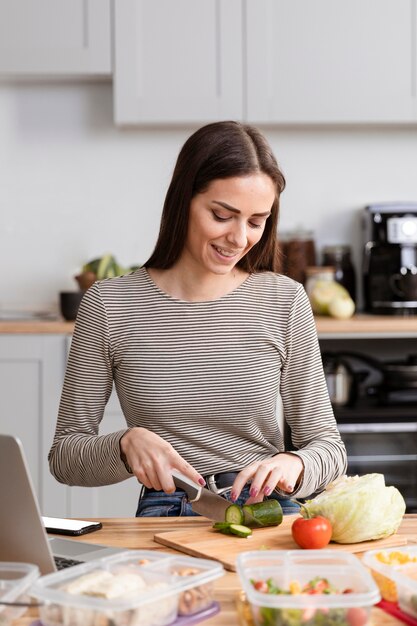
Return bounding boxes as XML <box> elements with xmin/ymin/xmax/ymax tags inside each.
<box><xmin>225</xmin><ymin>504</ymin><xmax>245</xmax><ymax>525</ymax></box>
<box><xmin>301</xmin><ymin>473</ymin><xmax>406</xmax><ymax>544</ymax></box>
<box><xmin>213</xmin><ymin>500</ymin><xmax>283</xmax><ymax>537</ymax></box>
<box><xmin>243</xmin><ymin>500</ymin><xmax>283</xmax><ymax>528</ymax></box>
<box><xmin>212</xmin><ymin>521</ymin><xmax>252</xmax><ymax>538</ymax></box>
<box><xmin>212</xmin><ymin>522</ymin><xmax>234</xmax><ymax>534</ymax></box>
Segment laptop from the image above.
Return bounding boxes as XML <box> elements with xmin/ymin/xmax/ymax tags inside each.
<box><xmin>0</xmin><ymin>434</ymin><xmax>129</xmax><ymax>574</ymax></box>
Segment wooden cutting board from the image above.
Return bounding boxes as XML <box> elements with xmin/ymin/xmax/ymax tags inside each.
<box><xmin>154</xmin><ymin>514</ymin><xmax>407</xmax><ymax>571</ymax></box>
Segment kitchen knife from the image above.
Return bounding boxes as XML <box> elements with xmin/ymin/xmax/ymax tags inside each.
<box><xmin>172</xmin><ymin>469</ymin><xmax>231</xmax><ymax>521</ymax></box>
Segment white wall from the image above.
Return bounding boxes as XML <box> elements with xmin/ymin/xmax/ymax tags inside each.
<box><xmin>2</xmin><ymin>81</ymin><xmax>417</xmax><ymax>312</ymax></box>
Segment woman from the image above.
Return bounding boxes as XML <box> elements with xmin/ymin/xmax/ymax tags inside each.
<box><xmin>49</xmin><ymin>121</ymin><xmax>347</xmax><ymax>516</ymax></box>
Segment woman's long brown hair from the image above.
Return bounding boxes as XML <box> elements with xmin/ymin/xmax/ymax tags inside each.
<box><xmin>145</xmin><ymin>121</ymin><xmax>286</xmax><ymax>273</ymax></box>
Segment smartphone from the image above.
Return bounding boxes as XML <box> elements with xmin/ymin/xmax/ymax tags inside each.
<box><xmin>42</xmin><ymin>516</ymin><xmax>102</xmax><ymax>536</ymax></box>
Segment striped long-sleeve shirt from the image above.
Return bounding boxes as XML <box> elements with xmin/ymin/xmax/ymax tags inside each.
<box><xmin>49</xmin><ymin>267</ymin><xmax>347</xmax><ymax>499</ymax></box>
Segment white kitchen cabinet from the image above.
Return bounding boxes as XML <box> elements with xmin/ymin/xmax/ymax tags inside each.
<box><xmin>245</xmin><ymin>0</ymin><xmax>417</xmax><ymax>124</ymax></box>
<box><xmin>62</xmin><ymin>336</ymin><xmax>140</xmax><ymax>518</ymax></box>
<box><xmin>0</xmin><ymin>333</ymin><xmax>139</xmax><ymax>519</ymax></box>
<box><xmin>66</xmin><ymin>360</ymin><xmax>140</xmax><ymax>518</ymax></box>
<box><xmin>0</xmin><ymin>0</ymin><xmax>111</xmax><ymax>76</ymax></box>
<box><xmin>0</xmin><ymin>335</ymin><xmax>67</xmax><ymax>514</ymax></box>
<box><xmin>114</xmin><ymin>0</ymin><xmax>243</xmax><ymax>125</ymax></box>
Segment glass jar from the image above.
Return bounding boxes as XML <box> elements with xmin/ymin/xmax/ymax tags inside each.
<box><xmin>305</xmin><ymin>266</ymin><xmax>335</xmax><ymax>301</ymax></box>
<box><xmin>322</xmin><ymin>245</ymin><xmax>356</xmax><ymax>303</ymax></box>
<box><xmin>281</xmin><ymin>229</ymin><xmax>316</xmax><ymax>285</ymax></box>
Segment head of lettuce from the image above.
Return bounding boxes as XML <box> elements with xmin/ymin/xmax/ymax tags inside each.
<box><xmin>301</xmin><ymin>474</ymin><xmax>406</xmax><ymax>543</ymax></box>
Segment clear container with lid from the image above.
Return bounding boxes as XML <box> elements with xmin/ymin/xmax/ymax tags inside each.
<box><xmin>237</xmin><ymin>550</ymin><xmax>380</xmax><ymax>626</ymax></box>
<box><xmin>305</xmin><ymin>266</ymin><xmax>335</xmax><ymax>302</ymax></box>
<box><xmin>0</xmin><ymin>562</ymin><xmax>39</xmax><ymax>625</ymax></box>
<box><xmin>31</xmin><ymin>550</ymin><xmax>224</xmax><ymax>626</ymax></box>
<box><xmin>362</xmin><ymin>545</ymin><xmax>417</xmax><ymax>617</ymax></box>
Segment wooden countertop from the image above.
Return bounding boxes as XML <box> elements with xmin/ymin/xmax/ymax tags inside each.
<box><xmin>0</xmin><ymin>320</ymin><xmax>74</xmax><ymax>334</ymax></box>
<box><xmin>2</xmin><ymin>315</ymin><xmax>417</xmax><ymax>337</ymax></box>
<box><xmin>12</xmin><ymin>515</ymin><xmax>417</xmax><ymax>626</ymax></box>
<box><xmin>315</xmin><ymin>314</ymin><xmax>417</xmax><ymax>338</ymax></box>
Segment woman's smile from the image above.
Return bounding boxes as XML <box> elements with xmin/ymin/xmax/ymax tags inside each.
<box><xmin>211</xmin><ymin>244</ymin><xmax>241</xmax><ymax>260</ymax></box>
<box><xmin>179</xmin><ymin>173</ymin><xmax>276</xmax><ymax>278</ymax></box>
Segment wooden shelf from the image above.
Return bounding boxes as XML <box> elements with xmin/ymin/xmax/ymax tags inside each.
<box><xmin>1</xmin><ymin>314</ymin><xmax>417</xmax><ymax>338</ymax></box>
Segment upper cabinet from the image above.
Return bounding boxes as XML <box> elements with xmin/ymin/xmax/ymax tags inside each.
<box><xmin>0</xmin><ymin>0</ymin><xmax>416</xmax><ymax>124</ymax></box>
<box><xmin>0</xmin><ymin>0</ymin><xmax>111</xmax><ymax>76</ymax></box>
<box><xmin>245</xmin><ymin>0</ymin><xmax>417</xmax><ymax>124</ymax></box>
<box><xmin>113</xmin><ymin>0</ymin><xmax>243</xmax><ymax>125</ymax></box>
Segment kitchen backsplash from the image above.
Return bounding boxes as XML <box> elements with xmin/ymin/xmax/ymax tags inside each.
<box><xmin>2</xmin><ymin>82</ymin><xmax>417</xmax><ymax>313</ymax></box>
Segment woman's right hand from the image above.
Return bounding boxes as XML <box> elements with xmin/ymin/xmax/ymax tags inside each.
<box><xmin>120</xmin><ymin>427</ymin><xmax>205</xmax><ymax>493</ymax></box>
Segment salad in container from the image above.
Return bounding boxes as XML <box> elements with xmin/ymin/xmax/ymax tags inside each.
<box><xmin>236</xmin><ymin>550</ymin><xmax>380</xmax><ymax>626</ymax></box>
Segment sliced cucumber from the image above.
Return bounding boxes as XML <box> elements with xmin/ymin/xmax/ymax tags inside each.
<box><xmin>242</xmin><ymin>500</ymin><xmax>283</xmax><ymax>528</ymax></box>
<box><xmin>229</xmin><ymin>524</ymin><xmax>252</xmax><ymax>538</ymax></box>
<box><xmin>212</xmin><ymin>521</ymin><xmax>252</xmax><ymax>537</ymax></box>
<box><xmin>225</xmin><ymin>504</ymin><xmax>244</xmax><ymax>525</ymax></box>
<box><xmin>212</xmin><ymin>522</ymin><xmax>233</xmax><ymax>534</ymax></box>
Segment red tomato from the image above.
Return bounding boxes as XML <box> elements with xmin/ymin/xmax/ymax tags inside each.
<box><xmin>253</xmin><ymin>580</ymin><xmax>269</xmax><ymax>593</ymax></box>
<box><xmin>291</xmin><ymin>515</ymin><xmax>332</xmax><ymax>549</ymax></box>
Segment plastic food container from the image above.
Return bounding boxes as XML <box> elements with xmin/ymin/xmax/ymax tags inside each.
<box><xmin>362</xmin><ymin>546</ymin><xmax>417</xmax><ymax>617</ymax></box>
<box><xmin>0</xmin><ymin>562</ymin><xmax>39</xmax><ymax>625</ymax></box>
<box><xmin>31</xmin><ymin>550</ymin><xmax>224</xmax><ymax>626</ymax></box>
<box><xmin>236</xmin><ymin>550</ymin><xmax>380</xmax><ymax>626</ymax></box>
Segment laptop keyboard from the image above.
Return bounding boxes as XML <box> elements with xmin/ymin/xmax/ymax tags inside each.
<box><xmin>54</xmin><ymin>556</ymin><xmax>83</xmax><ymax>570</ymax></box>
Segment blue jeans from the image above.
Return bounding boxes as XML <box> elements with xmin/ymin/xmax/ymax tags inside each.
<box><xmin>136</xmin><ymin>485</ymin><xmax>300</xmax><ymax>517</ymax></box>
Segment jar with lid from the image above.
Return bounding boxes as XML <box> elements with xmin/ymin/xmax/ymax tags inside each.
<box><xmin>322</xmin><ymin>245</ymin><xmax>356</xmax><ymax>303</ymax></box>
<box><xmin>305</xmin><ymin>266</ymin><xmax>335</xmax><ymax>301</ymax></box>
<box><xmin>280</xmin><ymin>229</ymin><xmax>316</xmax><ymax>285</ymax></box>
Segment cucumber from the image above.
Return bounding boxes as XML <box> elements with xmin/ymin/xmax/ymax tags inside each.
<box><xmin>242</xmin><ymin>500</ymin><xmax>283</xmax><ymax>528</ymax></box>
<box><xmin>225</xmin><ymin>504</ymin><xmax>244</xmax><ymax>525</ymax></box>
<box><xmin>229</xmin><ymin>524</ymin><xmax>252</xmax><ymax>538</ymax></box>
<box><xmin>212</xmin><ymin>522</ymin><xmax>233</xmax><ymax>534</ymax></box>
<box><xmin>212</xmin><ymin>521</ymin><xmax>252</xmax><ymax>537</ymax></box>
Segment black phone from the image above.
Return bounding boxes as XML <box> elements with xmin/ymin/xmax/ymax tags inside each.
<box><xmin>42</xmin><ymin>516</ymin><xmax>102</xmax><ymax>536</ymax></box>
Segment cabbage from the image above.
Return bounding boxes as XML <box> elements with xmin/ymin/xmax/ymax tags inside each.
<box><xmin>301</xmin><ymin>473</ymin><xmax>406</xmax><ymax>543</ymax></box>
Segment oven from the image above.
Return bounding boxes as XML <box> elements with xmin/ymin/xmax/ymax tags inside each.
<box><xmin>334</xmin><ymin>404</ymin><xmax>417</xmax><ymax>513</ymax></box>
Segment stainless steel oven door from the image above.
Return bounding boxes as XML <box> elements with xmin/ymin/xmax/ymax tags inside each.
<box><xmin>338</xmin><ymin>422</ymin><xmax>417</xmax><ymax>512</ymax></box>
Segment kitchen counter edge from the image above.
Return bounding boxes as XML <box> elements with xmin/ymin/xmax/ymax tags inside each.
<box><xmin>1</xmin><ymin>314</ymin><xmax>417</xmax><ymax>337</ymax></box>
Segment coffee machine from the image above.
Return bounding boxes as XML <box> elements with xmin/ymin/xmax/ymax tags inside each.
<box><xmin>363</xmin><ymin>203</ymin><xmax>417</xmax><ymax>315</ymax></box>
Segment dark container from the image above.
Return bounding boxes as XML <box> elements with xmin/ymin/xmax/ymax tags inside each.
<box><xmin>281</xmin><ymin>229</ymin><xmax>316</xmax><ymax>285</ymax></box>
<box><xmin>59</xmin><ymin>291</ymin><xmax>84</xmax><ymax>321</ymax></box>
<box><xmin>322</xmin><ymin>245</ymin><xmax>356</xmax><ymax>303</ymax></box>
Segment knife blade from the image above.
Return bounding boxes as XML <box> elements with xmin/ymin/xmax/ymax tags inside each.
<box><xmin>172</xmin><ymin>469</ymin><xmax>231</xmax><ymax>521</ymax></box>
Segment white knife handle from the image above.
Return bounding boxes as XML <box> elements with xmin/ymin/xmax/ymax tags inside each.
<box><xmin>171</xmin><ymin>469</ymin><xmax>201</xmax><ymax>502</ymax></box>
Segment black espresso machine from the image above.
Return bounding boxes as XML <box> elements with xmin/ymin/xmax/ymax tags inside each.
<box><xmin>363</xmin><ymin>203</ymin><xmax>417</xmax><ymax>315</ymax></box>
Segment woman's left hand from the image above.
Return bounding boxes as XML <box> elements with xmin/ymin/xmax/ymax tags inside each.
<box><xmin>230</xmin><ymin>453</ymin><xmax>304</xmax><ymax>504</ymax></box>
